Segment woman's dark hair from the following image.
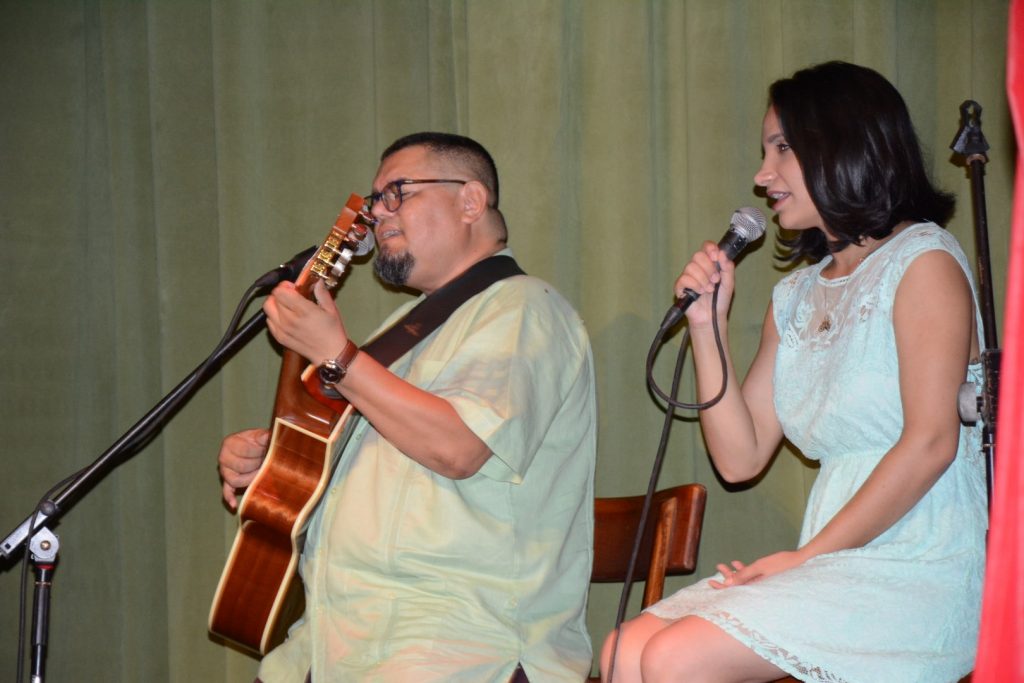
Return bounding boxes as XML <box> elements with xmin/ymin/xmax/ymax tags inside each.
<box><xmin>769</xmin><ymin>61</ymin><xmax>955</xmax><ymax>262</ymax></box>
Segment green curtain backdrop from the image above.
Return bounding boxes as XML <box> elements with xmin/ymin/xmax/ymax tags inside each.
<box><xmin>0</xmin><ymin>1</ymin><xmax>1012</xmax><ymax>680</ymax></box>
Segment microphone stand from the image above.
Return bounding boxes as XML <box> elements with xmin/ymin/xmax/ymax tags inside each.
<box><xmin>950</xmin><ymin>100</ymin><xmax>1000</xmax><ymax>512</ymax></box>
<box><xmin>0</xmin><ymin>245</ymin><xmax>315</xmax><ymax>683</ymax></box>
<box><xmin>28</xmin><ymin>528</ymin><xmax>57</xmax><ymax>683</ymax></box>
<box><xmin>0</xmin><ymin>309</ymin><xmax>269</xmax><ymax>560</ymax></box>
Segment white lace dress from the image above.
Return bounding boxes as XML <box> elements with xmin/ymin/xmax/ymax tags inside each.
<box><xmin>645</xmin><ymin>223</ymin><xmax>987</xmax><ymax>682</ymax></box>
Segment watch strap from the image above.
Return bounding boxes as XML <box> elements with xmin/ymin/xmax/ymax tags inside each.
<box><xmin>332</xmin><ymin>339</ymin><xmax>360</xmax><ymax>373</ymax></box>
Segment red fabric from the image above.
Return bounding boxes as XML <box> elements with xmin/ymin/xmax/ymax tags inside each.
<box><xmin>974</xmin><ymin>1</ymin><xmax>1024</xmax><ymax>679</ymax></box>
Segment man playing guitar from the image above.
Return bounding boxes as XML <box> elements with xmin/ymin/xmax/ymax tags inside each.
<box><xmin>217</xmin><ymin>132</ymin><xmax>597</xmax><ymax>683</ymax></box>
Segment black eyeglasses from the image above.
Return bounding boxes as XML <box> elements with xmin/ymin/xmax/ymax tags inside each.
<box><xmin>364</xmin><ymin>179</ymin><xmax>467</xmax><ymax>213</ymax></box>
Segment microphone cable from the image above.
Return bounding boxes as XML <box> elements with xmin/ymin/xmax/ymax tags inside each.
<box><xmin>646</xmin><ymin>282</ymin><xmax>730</xmax><ymax>410</ymax></box>
<box><xmin>604</xmin><ymin>281</ymin><xmax>730</xmax><ymax>682</ymax></box>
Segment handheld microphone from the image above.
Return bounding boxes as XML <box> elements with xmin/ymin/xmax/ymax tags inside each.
<box><xmin>659</xmin><ymin>207</ymin><xmax>767</xmax><ymax>329</ymax></box>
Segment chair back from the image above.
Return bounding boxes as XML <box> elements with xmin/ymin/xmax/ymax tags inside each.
<box><xmin>592</xmin><ymin>483</ymin><xmax>707</xmax><ymax>608</ymax></box>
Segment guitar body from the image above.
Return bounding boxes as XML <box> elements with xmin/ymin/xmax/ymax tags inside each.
<box><xmin>209</xmin><ymin>195</ymin><xmax>373</xmax><ymax>654</ymax></box>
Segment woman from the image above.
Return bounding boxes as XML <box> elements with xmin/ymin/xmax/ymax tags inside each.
<box><xmin>603</xmin><ymin>62</ymin><xmax>986</xmax><ymax>682</ymax></box>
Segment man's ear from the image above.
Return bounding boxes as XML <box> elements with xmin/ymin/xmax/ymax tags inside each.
<box><xmin>459</xmin><ymin>180</ymin><xmax>490</xmax><ymax>223</ymax></box>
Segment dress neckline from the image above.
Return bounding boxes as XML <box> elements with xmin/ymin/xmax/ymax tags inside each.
<box><xmin>815</xmin><ymin>221</ymin><xmax>927</xmax><ymax>286</ymax></box>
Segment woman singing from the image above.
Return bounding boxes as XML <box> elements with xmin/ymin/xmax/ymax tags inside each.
<box><xmin>604</xmin><ymin>61</ymin><xmax>986</xmax><ymax>683</ymax></box>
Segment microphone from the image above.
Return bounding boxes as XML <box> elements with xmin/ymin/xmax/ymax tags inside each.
<box><xmin>350</xmin><ymin>226</ymin><xmax>376</xmax><ymax>257</ymax></box>
<box><xmin>252</xmin><ymin>229</ymin><xmax>377</xmax><ymax>289</ymax></box>
<box><xmin>659</xmin><ymin>207</ymin><xmax>767</xmax><ymax>329</ymax></box>
<box><xmin>252</xmin><ymin>245</ymin><xmax>319</xmax><ymax>288</ymax></box>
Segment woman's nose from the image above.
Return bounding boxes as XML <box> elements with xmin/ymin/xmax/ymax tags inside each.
<box><xmin>754</xmin><ymin>164</ymin><xmax>775</xmax><ymax>188</ymax></box>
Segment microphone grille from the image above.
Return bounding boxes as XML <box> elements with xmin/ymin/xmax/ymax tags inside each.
<box><xmin>352</xmin><ymin>227</ymin><xmax>376</xmax><ymax>257</ymax></box>
<box><xmin>731</xmin><ymin>206</ymin><xmax>767</xmax><ymax>241</ymax></box>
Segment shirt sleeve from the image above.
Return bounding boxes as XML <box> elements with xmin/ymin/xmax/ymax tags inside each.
<box><xmin>402</xmin><ymin>277</ymin><xmax>591</xmax><ymax>483</ymax></box>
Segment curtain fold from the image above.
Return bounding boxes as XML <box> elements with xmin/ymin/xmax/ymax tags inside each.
<box><xmin>974</xmin><ymin>0</ymin><xmax>1024</xmax><ymax>678</ymax></box>
<box><xmin>0</xmin><ymin>1</ymin><xmax>1012</xmax><ymax>680</ymax></box>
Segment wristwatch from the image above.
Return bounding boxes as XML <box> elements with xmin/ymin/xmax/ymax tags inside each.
<box><xmin>317</xmin><ymin>339</ymin><xmax>359</xmax><ymax>386</ymax></box>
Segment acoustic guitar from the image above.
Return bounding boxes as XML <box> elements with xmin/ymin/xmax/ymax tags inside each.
<box><xmin>209</xmin><ymin>194</ymin><xmax>375</xmax><ymax>654</ymax></box>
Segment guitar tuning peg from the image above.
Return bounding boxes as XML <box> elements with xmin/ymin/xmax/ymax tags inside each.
<box><xmin>356</xmin><ymin>208</ymin><xmax>378</xmax><ymax>227</ymax></box>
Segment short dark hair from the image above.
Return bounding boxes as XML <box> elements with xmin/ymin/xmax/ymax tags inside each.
<box><xmin>769</xmin><ymin>61</ymin><xmax>955</xmax><ymax>262</ymax></box>
<box><xmin>382</xmin><ymin>132</ymin><xmax>500</xmax><ymax>209</ymax></box>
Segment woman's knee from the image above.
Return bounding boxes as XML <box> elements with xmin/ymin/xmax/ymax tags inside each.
<box><xmin>600</xmin><ymin>613</ymin><xmax>668</xmax><ymax>682</ymax></box>
<box><xmin>639</xmin><ymin>616</ymin><xmax>784</xmax><ymax>683</ymax></box>
<box><xmin>639</xmin><ymin>616</ymin><xmax>719</xmax><ymax>681</ymax></box>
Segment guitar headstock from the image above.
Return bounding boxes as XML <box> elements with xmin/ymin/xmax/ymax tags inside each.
<box><xmin>304</xmin><ymin>194</ymin><xmax>377</xmax><ymax>291</ymax></box>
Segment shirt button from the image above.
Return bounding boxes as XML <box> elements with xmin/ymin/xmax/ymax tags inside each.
<box><xmin>506</xmin><ymin>597</ymin><xmax>518</xmax><ymax>609</ymax></box>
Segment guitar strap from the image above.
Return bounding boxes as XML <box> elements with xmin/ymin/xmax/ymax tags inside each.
<box><xmin>360</xmin><ymin>253</ymin><xmax>525</xmax><ymax>367</ymax></box>
<box><xmin>312</xmin><ymin>253</ymin><xmax>525</xmax><ymax>405</ymax></box>
<box><xmin>300</xmin><ymin>253</ymin><xmax>525</xmax><ymax>532</ymax></box>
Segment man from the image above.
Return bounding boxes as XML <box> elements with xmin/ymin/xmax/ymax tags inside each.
<box><xmin>219</xmin><ymin>132</ymin><xmax>596</xmax><ymax>682</ymax></box>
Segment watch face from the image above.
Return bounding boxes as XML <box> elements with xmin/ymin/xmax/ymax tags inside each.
<box><xmin>318</xmin><ymin>362</ymin><xmax>343</xmax><ymax>384</ymax></box>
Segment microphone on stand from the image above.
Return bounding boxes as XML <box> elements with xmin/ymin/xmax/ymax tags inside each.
<box><xmin>253</xmin><ymin>228</ymin><xmax>376</xmax><ymax>289</ymax></box>
<box><xmin>659</xmin><ymin>207</ymin><xmax>767</xmax><ymax>330</ymax></box>
<box><xmin>253</xmin><ymin>245</ymin><xmax>318</xmax><ymax>288</ymax></box>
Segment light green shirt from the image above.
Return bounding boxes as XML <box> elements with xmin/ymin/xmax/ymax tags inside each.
<box><xmin>259</xmin><ymin>256</ymin><xmax>596</xmax><ymax>682</ymax></box>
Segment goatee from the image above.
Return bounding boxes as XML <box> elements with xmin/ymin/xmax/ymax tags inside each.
<box><xmin>374</xmin><ymin>249</ymin><xmax>415</xmax><ymax>287</ymax></box>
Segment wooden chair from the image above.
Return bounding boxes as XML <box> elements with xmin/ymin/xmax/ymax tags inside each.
<box><xmin>588</xmin><ymin>483</ymin><xmax>707</xmax><ymax>682</ymax></box>
<box><xmin>587</xmin><ymin>485</ymin><xmax>972</xmax><ymax>683</ymax></box>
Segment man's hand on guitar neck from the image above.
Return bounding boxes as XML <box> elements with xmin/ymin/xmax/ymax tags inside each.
<box><xmin>264</xmin><ymin>279</ymin><xmax>351</xmax><ymax>366</ymax></box>
<box><xmin>219</xmin><ymin>428</ymin><xmax>271</xmax><ymax>511</ymax></box>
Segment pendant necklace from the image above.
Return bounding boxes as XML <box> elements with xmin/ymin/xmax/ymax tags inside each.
<box><xmin>817</xmin><ymin>289</ymin><xmax>836</xmax><ymax>334</ymax></box>
<box><xmin>816</xmin><ymin>238</ymin><xmax>885</xmax><ymax>335</ymax></box>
